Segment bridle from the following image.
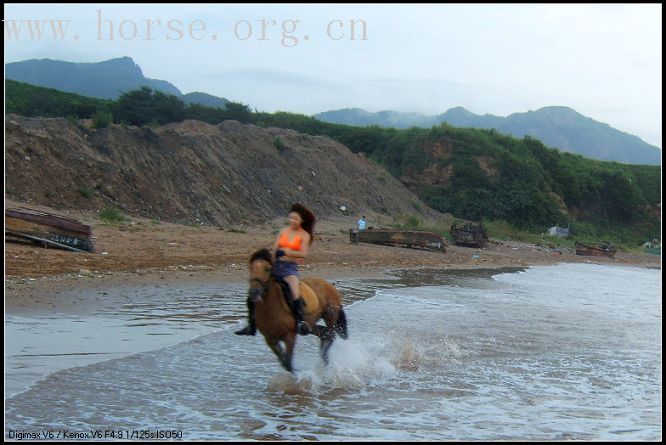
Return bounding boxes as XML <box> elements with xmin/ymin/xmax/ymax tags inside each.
<box><xmin>249</xmin><ymin>277</ymin><xmax>269</xmax><ymax>294</ymax></box>
<box><xmin>248</xmin><ymin>267</ymin><xmax>274</xmax><ymax>302</ymax></box>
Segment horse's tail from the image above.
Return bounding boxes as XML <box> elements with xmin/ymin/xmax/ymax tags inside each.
<box><xmin>335</xmin><ymin>308</ymin><xmax>348</xmax><ymax>339</ymax></box>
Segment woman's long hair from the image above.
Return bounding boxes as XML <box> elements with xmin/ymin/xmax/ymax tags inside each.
<box><xmin>290</xmin><ymin>203</ymin><xmax>316</xmax><ymax>245</ymax></box>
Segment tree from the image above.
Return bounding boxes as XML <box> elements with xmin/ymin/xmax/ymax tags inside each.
<box><xmin>113</xmin><ymin>87</ymin><xmax>185</xmax><ymax>126</ymax></box>
<box><xmin>600</xmin><ymin>171</ymin><xmax>646</xmax><ymax>222</ymax></box>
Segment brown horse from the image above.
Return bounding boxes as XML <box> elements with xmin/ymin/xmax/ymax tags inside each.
<box><xmin>247</xmin><ymin>248</ymin><xmax>348</xmax><ymax>372</ymax></box>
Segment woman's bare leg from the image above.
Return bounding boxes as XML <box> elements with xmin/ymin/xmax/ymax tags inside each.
<box><xmin>285</xmin><ymin>275</ymin><xmax>300</xmax><ymax>301</ymax></box>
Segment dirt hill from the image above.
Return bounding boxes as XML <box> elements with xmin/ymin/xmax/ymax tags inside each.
<box><xmin>5</xmin><ymin>115</ymin><xmax>441</xmax><ymax>226</ymax></box>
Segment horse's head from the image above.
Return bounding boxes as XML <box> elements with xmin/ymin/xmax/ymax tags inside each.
<box><xmin>248</xmin><ymin>248</ymin><xmax>273</xmax><ymax>302</ymax></box>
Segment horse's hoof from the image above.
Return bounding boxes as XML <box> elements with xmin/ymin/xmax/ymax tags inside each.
<box><xmin>234</xmin><ymin>326</ymin><xmax>256</xmax><ymax>336</ymax></box>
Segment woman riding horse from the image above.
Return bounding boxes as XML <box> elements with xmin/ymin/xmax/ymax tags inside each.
<box><xmin>235</xmin><ymin>203</ymin><xmax>316</xmax><ymax>336</ymax></box>
<box><xmin>239</xmin><ymin>247</ymin><xmax>348</xmax><ymax>372</ymax></box>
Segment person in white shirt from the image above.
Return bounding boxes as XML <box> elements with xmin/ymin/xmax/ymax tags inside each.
<box><xmin>357</xmin><ymin>216</ymin><xmax>366</xmax><ymax>231</ymax></box>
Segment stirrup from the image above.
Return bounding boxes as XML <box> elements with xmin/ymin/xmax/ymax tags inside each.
<box><xmin>234</xmin><ymin>325</ymin><xmax>256</xmax><ymax>336</ymax></box>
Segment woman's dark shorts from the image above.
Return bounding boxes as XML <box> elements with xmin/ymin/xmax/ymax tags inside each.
<box><xmin>273</xmin><ymin>260</ymin><xmax>299</xmax><ymax>279</ymax></box>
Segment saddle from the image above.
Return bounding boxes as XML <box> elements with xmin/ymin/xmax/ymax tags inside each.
<box><xmin>273</xmin><ymin>275</ymin><xmax>319</xmax><ymax>315</ymax></box>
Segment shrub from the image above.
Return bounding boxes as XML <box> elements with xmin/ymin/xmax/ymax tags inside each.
<box><xmin>99</xmin><ymin>206</ymin><xmax>125</xmax><ymax>223</ymax></box>
<box><xmin>76</xmin><ymin>186</ymin><xmax>93</xmax><ymax>199</ymax></box>
<box><xmin>274</xmin><ymin>137</ymin><xmax>286</xmax><ymax>152</ymax></box>
<box><xmin>92</xmin><ymin>110</ymin><xmax>113</xmax><ymax>128</ymax></box>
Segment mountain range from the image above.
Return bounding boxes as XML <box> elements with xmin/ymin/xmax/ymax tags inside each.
<box><xmin>5</xmin><ymin>56</ymin><xmax>660</xmax><ymax>165</ymax></box>
<box><xmin>314</xmin><ymin>107</ymin><xmax>661</xmax><ymax>166</ymax></box>
<box><xmin>5</xmin><ymin>57</ymin><xmax>229</xmax><ymax>109</ymax></box>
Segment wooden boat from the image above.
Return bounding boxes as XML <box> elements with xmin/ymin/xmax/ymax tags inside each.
<box><xmin>349</xmin><ymin>228</ymin><xmax>446</xmax><ymax>252</ymax></box>
<box><xmin>451</xmin><ymin>222</ymin><xmax>489</xmax><ymax>248</ymax></box>
<box><xmin>575</xmin><ymin>241</ymin><xmax>616</xmax><ymax>258</ymax></box>
<box><xmin>5</xmin><ymin>208</ymin><xmax>95</xmax><ymax>253</ymax></box>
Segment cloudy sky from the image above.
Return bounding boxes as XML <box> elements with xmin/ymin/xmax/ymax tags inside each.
<box><xmin>4</xmin><ymin>3</ymin><xmax>662</xmax><ymax>147</ymax></box>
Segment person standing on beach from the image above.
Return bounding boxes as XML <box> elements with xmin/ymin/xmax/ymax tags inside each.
<box><xmin>235</xmin><ymin>203</ymin><xmax>316</xmax><ymax>336</ymax></box>
<box><xmin>358</xmin><ymin>215</ymin><xmax>366</xmax><ymax>231</ymax></box>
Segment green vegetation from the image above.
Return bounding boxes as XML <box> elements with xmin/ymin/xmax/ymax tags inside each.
<box><xmin>76</xmin><ymin>186</ymin><xmax>93</xmax><ymax>199</ymax></box>
<box><xmin>484</xmin><ymin>218</ymin><xmax>660</xmax><ymax>252</ymax></box>
<box><xmin>92</xmin><ymin>109</ymin><xmax>113</xmax><ymax>128</ymax></box>
<box><xmin>99</xmin><ymin>206</ymin><xmax>126</xmax><ymax>223</ymax></box>
<box><xmin>273</xmin><ymin>137</ymin><xmax>286</xmax><ymax>152</ymax></box>
<box><xmin>6</xmin><ymin>79</ymin><xmax>111</xmax><ymax>119</ymax></box>
<box><xmin>314</xmin><ymin>106</ymin><xmax>662</xmax><ymax>166</ymax></box>
<box><xmin>388</xmin><ymin>213</ymin><xmax>454</xmax><ymax>236</ymax></box>
<box><xmin>6</xmin><ymin>80</ymin><xmax>250</xmax><ymax>126</ymax></box>
<box><xmin>250</xmin><ymin>114</ymin><xmax>659</xmax><ymax>246</ymax></box>
<box><xmin>113</xmin><ymin>87</ymin><xmax>186</xmax><ymax>126</ymax></box>
<box><xmin>6</xmin><ymin>79</ymin><xmax>660</xmax><ymax>248</ymax></box>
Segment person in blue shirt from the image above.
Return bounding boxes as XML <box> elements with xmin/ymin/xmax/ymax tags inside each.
<box><xmin>357</xmin><ymin>216</ymin><xmax>366</xmax><ymax>231</ymax></box>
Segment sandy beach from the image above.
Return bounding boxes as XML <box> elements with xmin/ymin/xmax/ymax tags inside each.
<box><xmin>5</xmin><ymin>206</ymin><xmax>661</xmax><ymax>316</ymax></box>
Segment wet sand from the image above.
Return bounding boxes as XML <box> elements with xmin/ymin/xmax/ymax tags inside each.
<box><xmin>5</xmin><ymin>207</ymin><xmax>660</xmax><ymax>316</ymax></box>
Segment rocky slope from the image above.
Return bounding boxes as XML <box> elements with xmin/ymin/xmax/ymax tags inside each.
<box><xmin>5</xmin><ymin>115</ymin><xmax>440</xmax><ymax>226</ymax></box>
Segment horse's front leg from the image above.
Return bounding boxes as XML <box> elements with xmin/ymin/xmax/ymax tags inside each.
<box><xmin>280</xmin><ymin>332</ymin><xmax>297</xmax><ymax>372</ymax></box>
<box><xmin>266</xmin><ymin>334</ymin><xmax>296</xmax><ymax>372</ymax></box>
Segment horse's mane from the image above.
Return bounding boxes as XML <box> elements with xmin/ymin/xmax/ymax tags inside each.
<box><xmin>249</xmin><ymin>248</ymin><xmax>273</xmax><ymax>265</ymax></box>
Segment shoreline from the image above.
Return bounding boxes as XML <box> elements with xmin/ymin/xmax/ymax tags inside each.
<box><xmin>4</xmin><ymin>201</ymin><xmax>661</xmax><ymax>316</ymax></box>
<box><xmin>5</xmin><ymin>255</ymin><xmax>658</xmax><ymax>318</ymax></box>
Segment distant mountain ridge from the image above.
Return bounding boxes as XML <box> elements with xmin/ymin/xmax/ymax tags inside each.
<box><xmin>5</xmin><ymin>57</ymin><xmax>229</xmax><ymax>109</ymax></box>
<box><xmin>5</xmin><ymin>56</ymin><xmax>659</xmax><ymax>165</ymax></box>
<box><xmin>314</xmin><ymin>106</ymin><xmax>661</xmax><ymax>166</ymax></box>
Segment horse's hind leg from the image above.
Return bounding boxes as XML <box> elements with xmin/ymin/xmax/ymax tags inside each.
<box><xmin>321</xmin><ymin>331</ymin><xmax>335</xmax><ymax>365</ymax></box>
<box><xmin>313</xmin><ymin>325</ymin><xmax>336</xmax><ymax>366</ymax></box>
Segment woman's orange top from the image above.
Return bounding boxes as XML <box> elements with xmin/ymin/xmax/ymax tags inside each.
<box><xmin>279</xmin><ymin>231</ymin><xmax>303</xmax><ymax>251</ymax></box>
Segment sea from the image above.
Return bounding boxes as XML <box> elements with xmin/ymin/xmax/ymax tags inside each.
<box><xmin>4</xmin><ymin>263</ymin><xmax>661</xmax><ymax>441</ymax></box>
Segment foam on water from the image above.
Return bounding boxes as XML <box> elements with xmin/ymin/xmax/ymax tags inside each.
<box><xmin>4</xmin><ymin>263</ymin><xmax>662</xmax><ymax>440</ymax></box>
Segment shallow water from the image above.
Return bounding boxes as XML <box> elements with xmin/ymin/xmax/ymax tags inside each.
<box><xmin>4</xmin><ymin>263</ymin><xmax>662</xmax><ymax>440</ymax></box>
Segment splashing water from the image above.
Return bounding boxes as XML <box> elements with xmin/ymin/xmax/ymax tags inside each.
<box><xmin>4</xmin><ymin>263</ymin><xmax>661</xmax><ymax>440</ymax></box>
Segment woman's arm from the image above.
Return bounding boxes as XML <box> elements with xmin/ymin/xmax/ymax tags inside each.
<box><xmin>271</xmin><ymin>229</ymin><xmax>284</xmax><ymax>260</ymax></box>
<box><xmin>282</xmin><ymin>231</ymin><xmax>310</xmax><ymax>261</ymax></box>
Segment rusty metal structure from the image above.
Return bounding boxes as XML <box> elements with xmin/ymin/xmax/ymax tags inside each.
<box><xmin>5</xmin><ymin>208</ymin><xmax>95</xmax><ymax>253</ymax></box>
<box><xmin>575</xmin><ymin>241</ymin><xmax>616</xmax><ymax>258</ymax></box>
<box><xmin>450</xmin><ymin>222</ymin><xmax>489</xmax><ymax>248</ymax></box>
<box><xmin>350</xmin><ymin>228</ymin><xmax>446</xmax><ymax>252</ymax></box>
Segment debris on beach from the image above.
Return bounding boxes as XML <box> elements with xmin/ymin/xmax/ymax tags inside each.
<box><xmin>5</xmin><ymin>207</ymin><xmax>95</xmax><ymax>253</ymax></box>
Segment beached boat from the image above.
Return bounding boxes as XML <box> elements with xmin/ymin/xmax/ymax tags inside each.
<box><xmin>575</xmin><ymin>241</ymin><xmax>616</xmax><ymax>258</ymax></box>
<box><xmin>349</xmin><ymin>228</ymin><xmax>446</xmax><ymax>252</ymax></box>
<box><xmin>5</xmin><ymin>208</ymin><xmax>95</xmax><ymax>253</ymax></box>
<box><xmin>450</xmin><ymin>222</ymin><xmax>489</xmax><ymax>248</ymax></box>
